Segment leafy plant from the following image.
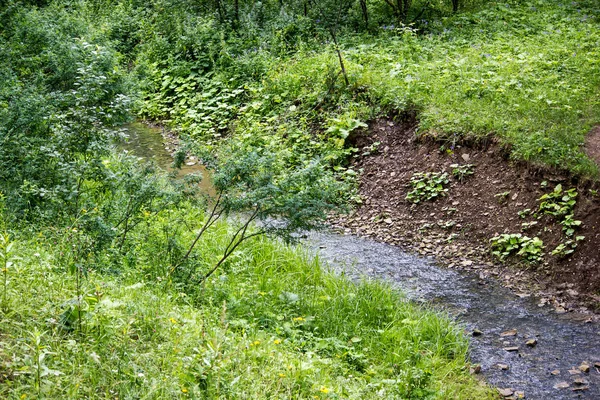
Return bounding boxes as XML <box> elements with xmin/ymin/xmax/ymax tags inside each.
<box><xmin>450</xmin><ymin>163</ymin><xmax>475</xmax><ymax>182</ymax></box>
<box><xmin>494</xmin><ymin>191</ymin><xmax>510</xmax><ymax>203</ymax></box>
<box><xmin>538</xmin><ymin>184</ymin><xmax>577</xmax><ymax>218</ymax></box>
<box><xmin>490</xmin><ymin>233</ymin><xmax>544</xmax><ymax>263</ymax></box>
<box><xmin>406</xmin><ymin>172</ymin><xmax>449</xmax><ymax>204</ymax></box>
<box><xmin>551</xmin><ymin>236</ymin><xmax>585</xmax><ymax>258</ymax></box>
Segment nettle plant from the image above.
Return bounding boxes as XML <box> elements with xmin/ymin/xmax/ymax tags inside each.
<box><xmin>537</xmin><ymin>184</ymin><xmax>584</xmax><ymax>257</ymax></box>
<box><xmin>450</xmin><ymin>164</ymin><xmax>474</xmax><ymax>182</ymax></box>
<box><xmin>490</xmin><ymin>233</ymin><xmax>544</xmax><ymax>264</ymax></box>
<box><xmin>406</xmin><ymin>172</ymin><xmax>449</xmax><ymax>204</ymax></box>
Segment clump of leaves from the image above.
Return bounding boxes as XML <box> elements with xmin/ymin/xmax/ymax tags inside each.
<box><xmin>538</xmin><ymin>184</ymin><xmax>577</xmax><ymax>218</ymax></box>
<box><xmin>406</xmin><ymin>172</ymin><xmax>449</xmax><ymax>204</ymax></box>
<box><xmin>490</xmin><ymin>233</ymin><xmax>544</xmax><ymax>263</ymax></box>
<box><xmin>538</xmin><ymin>184</ymin><xmax>582</xmax><ymax>237</ymax></box>
<box><xmin>494</xmin><ymin>191</ymin><xmax>510</xmax><ymax>203</ymax></box>
<box><xmin>450</xmin><ymin>164</ymin><xmax>474</xmax><ymax>182</ymax></box>
<box><xmin>551</xmin><ymin>236</ymin><xmax>585</xmax><ymax>258</ymax></box>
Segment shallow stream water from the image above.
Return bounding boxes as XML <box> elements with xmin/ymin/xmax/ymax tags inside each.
<box><xmin>126</xmin><ymin>122</ymin><xmax>600</xmax><ymax>399</ymax></box>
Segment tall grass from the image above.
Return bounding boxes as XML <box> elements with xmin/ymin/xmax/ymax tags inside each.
<box><xmin>0</xmin><ymin>204</ymin><xmax>493</xmax><ymax>399</ymax></box>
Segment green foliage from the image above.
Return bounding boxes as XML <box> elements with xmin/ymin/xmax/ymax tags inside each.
<box><xmin>450</xmin><ymin>163</ymin><xmax>474</xmax><ymax>182</ymax></box>
<box><xmin>551</xmin><ymin>236</ymin><xmax>585</xmax><ymax>258</ymax></box>
<box><xmin>490</xmin><ymin>233</ymin><xmax>544</xmax><ymax>263</ymax></box>
<box><xmin>0</xmin><ymin>206</ymin><xmax>493</xmax><ymax>399</ymax></box>
<box><xmin>406</xmin><ymin>172</ymin><xmax>449</xmax><ymax>203</ymax></box>
<box><xmin>538</xmin><ymin>184</ymin><xmax>577</xmax><ymax>219</ymax></box>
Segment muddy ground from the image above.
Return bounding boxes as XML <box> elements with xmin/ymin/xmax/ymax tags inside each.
<box><xmin>331</xmin><ymin>116</ymin><xmax>600</xmax><ymax>314</ymax></box>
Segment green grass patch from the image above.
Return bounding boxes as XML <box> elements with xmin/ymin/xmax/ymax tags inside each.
<box><xmin>0</xmin><ymin>207</ymin><xmax>492</xmax><ymax>399</ymax></box>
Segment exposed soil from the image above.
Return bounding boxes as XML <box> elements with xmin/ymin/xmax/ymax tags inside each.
<box><xmin>586</xmin><ymin>126</ymin><xmax>600</xmax><ymax>168</ymax></box>
<box><xmin>331</xmin><ymin>116</ymin><xmax>600</xmax><ymax>314</ymax></box>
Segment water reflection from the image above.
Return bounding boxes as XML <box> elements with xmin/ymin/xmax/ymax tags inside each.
<box><xmin>118</xmin><ymin>122</ymin><xmax>214</xmax><ymax>194</ymax></box>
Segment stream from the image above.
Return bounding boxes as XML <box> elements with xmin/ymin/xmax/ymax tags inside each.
<box><xmin>121</xmin><ymin>123</ymin><xmax>600</xmax><ymax>399</ymax></box>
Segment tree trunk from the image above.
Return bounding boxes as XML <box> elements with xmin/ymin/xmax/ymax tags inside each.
<box><xmin>359</xmin><ymin>0</ymin><xmax>368</xmax><ymax>30</ymax></box>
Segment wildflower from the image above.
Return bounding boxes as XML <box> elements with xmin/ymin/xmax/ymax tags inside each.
<box><xmin>278</xmin><ymin>373</ymin><xmax>286</xmax><ymax>378</ymax></box>
<box><xmin>182</xmin><ymin>388</ymin><xmax>188</xmax><ymax>393</ymax></box>
<box><xmin>274</xmin><ymin>339</ymin><xmax>281</xmax><ymax>344</ymax></box>
<box><xmin>169</xmin><ymin>317</ymin><xmax>177</xmax><ymax>324</ymax></box>
<box><xmin>250</xmin><ymin>340</ymin><xmax>261</xmax><ymax>346</ymax></box>
<box><xmin>258</xmin><ymin>291</ymin><xmax>266</xmax><ymax>296</ymax></box>
<box><xmin>319</xmin><ymin>386</ymin><xmax>330</xmax><ymax>393</ymax></box>
<box><xmin>292</xmin><ymin>317</ymin><xmax>305</xmax><ymax>322</ymax></box>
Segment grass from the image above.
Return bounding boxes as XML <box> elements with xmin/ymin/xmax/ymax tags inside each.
<box><xmin>141</xmin><ymin>0</ymin><xmax>600</xmax><ymax>178</ymax></box>
<box><xmin>0</xmin><ymin>203</ymin><xmax>493</xmax><ymax>399</ymax></box>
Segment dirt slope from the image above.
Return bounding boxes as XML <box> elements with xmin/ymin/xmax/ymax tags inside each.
<box><xmin>332</xmin><ymin>116</ymin><xmax>600</xmax><ymax>313</ymax></box>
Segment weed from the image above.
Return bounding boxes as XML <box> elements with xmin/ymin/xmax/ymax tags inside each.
<box><xmin>490</xmin><ymin>233</ymin><xmax>544</xmax><ymax>263</ymax></box>
<box><xmin>406</xmin><ymin>172</ymin><xmax>449</xmax><ymax>204</ymax></box>
<box><xmin>518</xmin><ymin>209</ymin><xmax>532</xmax><ymax>219</ymax></box>
<box><xmin>552</xmin><ymin>236</ymin><xmax>585</xmax><ymax>258</ymax></box>
<box><xmin>450</xmin><ymin>164</ymin><xmax>475</xmax><ymax>182</ymax></box>
<box><xmin>494</xmin><ymin>191</ymin><xmax>510</xmax><ymax>203</ymax></box>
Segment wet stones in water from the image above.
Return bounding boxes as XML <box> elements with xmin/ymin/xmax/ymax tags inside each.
<box><xmin>553</xmin><ymin>382</ymin><xmax>570</xmax><ymax>389</ymax></box>
<box><xmin>470</xmin><ymin>364</ymin><xmax>482</xmax><ymax>374</ymax></box>
<box><xmin>525</xmin><ymin>339</ymin><xmax>537</xmax><ymax>347</ymax></box>
<box><xmin>578</xmin><ymin>363</ymin><xmax>590</xmax><ymax>373</ymax></box>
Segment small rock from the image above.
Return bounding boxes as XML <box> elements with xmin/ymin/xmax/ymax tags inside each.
<box><xmin>384</xmin><ymin>218</ymin><xmax>393</xmax><ymax>225</ymax></box>
<box><xmin>568</xmin><ymin>369</ymin><xmax>582</xmax><ymax>375</ymax></box>
<box><xmin>553</xmin><ymin>382</ymin><xmax>570</xmax><ymax>389</ymax></box>
<box><xmin>461</xmin><ymin>153</ymin><xmax>470</xmax><ymax>162</ymax></box>
<box><xmin>461</xmin><ymin>260</ymin><xmax>473</xmax><ymax>267</ymax></box>
<box><xmin>594</xmin><ymin>361</ymin><xmax>600</xmax><ymax>369</ymax></box>
<box><xmin>573</xmin><ymin>378</ymin><xmax>588</xmax><ymax>385</ymax></box>
<box><xmin>503</xmin><ymin>346</ymin><xmax>519</xmax><ymax>352</ymax></box>
<box><xmin>525</xmin><ymin>339</ymin><xmax>537</xmax><ymax>347</ymax></box>
<box><xmin>578</xmin><ymin>363</ymin><xmax>590</xmax><ymax>373</ymax></box>
<box><xmin>470</xmin><ymin>364</ymin><xmax>481</xmax><ymax>374</ymax></box>
<box><xmin>551</xmin><ymin>370</ymin><xmax>560</xmax><ymax>376</ymax></box>
<box><xmin>500</xmin><ymin>329</ymin><xmax>518</xmax><ymax>337</ymax></box>
<box><xmin>572</xmin><ymin>386</ymin><xmax>589</xmax><ymax>392</ymax></box>
<box><xmin>497</xmin><ymin>364</ymin><xmax>509</xmax><ymax>370</ymax></box>
<box><xmin>472</xmin><ymin>329</ymin><xmax>483</xmax><ymax>337</ymax></box>
<box><xmin>497</xmin><ymin>388</ymin><xmax>514</xmax><ymax>397</ymax></box>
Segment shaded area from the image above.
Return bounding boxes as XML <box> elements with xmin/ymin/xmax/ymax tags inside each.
<box><xmin>118</xmin><ymin>122</ymin><xmax>213</xmax><ymax>194</ymax></box>
<box><xmin>306</xmin><ymin>232</ymin><xmax>600</xmax><ymax>399</ymax></box>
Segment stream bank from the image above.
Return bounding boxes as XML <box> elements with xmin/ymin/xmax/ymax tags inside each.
<box><xmin>124</xmin><ymin>122</ymin><xmax>600</xmax><ymax>399</ymax></box>
<box><xmin>333</xmin><ymin>116</ymin><xmax>600</xmax><ymax>313</ymax></box>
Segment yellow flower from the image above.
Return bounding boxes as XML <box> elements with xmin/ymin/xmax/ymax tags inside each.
<box><xmin>292</xmin><ymin>317</ymin><xmax>305</xmax><ymax>322</ymax></box>
<box><xmin>258</xmin><ymin>291</ymin><xmax>266</xmax><ymax>296</ymax></box>
<box><xmin>182</xmin><ymin>388</ymin><xmax>188</xmax><ymax>393</ymax></box>
<box><xmin>20</xmin><ymin>395</ymin><xmax>27</xmax><ymax>400</ymax></box>
<box><xmin>278</xmin><ymin>373</ymin><xmax>286</xmax><ymax>378</ymax></box>
<box><xmin>319</xmin><ymin>387</ymin><xmax>329</xmax><ymax>394</ymax></box>
<box><xmin>273</xmin><ymin>339</ymin><xmax>281</xmax><ymax>344</ymax></box>
<box><xmin>169</xmin><ymin>317</ymin><xmax>177</xmax><ymax>324</ymax></box>
<box><xmin>250</xmin><ymin>340</ymin><xmax>261</xmax><ymax>346</ymax></box>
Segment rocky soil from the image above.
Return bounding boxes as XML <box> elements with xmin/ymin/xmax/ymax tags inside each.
<box><xmin>330</xmin><ymin>116</ymin><xmax>600</xmax><ymax>315</ymax></box>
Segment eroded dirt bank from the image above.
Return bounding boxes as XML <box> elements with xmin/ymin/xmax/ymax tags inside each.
<box><xmin>331</xmin><ymin>116</ymin><xmax>600</xmax><ymax>313</ymax></box>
